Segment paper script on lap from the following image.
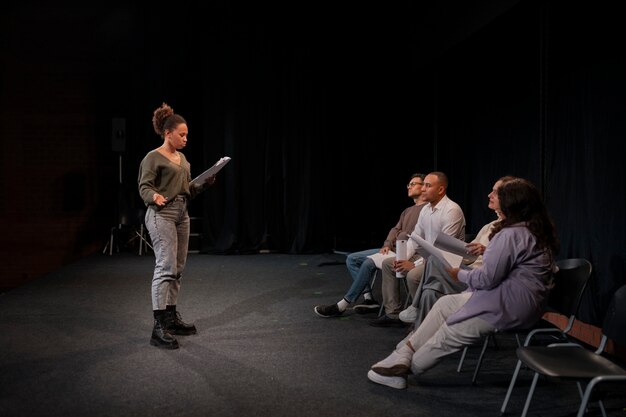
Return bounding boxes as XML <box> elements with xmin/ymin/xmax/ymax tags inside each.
<box><xmin>367</xmin><ymin>252</ymin><xmax>395</xmax><ymax>269</ymax></box>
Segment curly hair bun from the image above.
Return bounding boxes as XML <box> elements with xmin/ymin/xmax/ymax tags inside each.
<box><xmin>152</xmin><ymin>103</ymin><xmax>175</xmax><ymax>136</ymax></box>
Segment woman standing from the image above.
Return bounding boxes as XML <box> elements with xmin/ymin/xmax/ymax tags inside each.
<box><xmin>138</xmin><ymin>102</ymin><xmax>215</xmax><ymax>349</ymax></box>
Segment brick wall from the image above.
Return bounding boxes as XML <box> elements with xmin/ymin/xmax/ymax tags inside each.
<box><xmin>0</xmin><ymin>6</ymin><xmax>114</xmax><ymax>291</ymax></box>
<box><xmin>544</xmin><ymin>312</ymin><xmax>626</xmax><ymax>361</ymax></box>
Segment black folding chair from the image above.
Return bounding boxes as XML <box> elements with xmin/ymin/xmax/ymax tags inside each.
<box><xmin>512</xmin><ymin>284</ymin><xmax>626</xmax><ymax>417</ymax></box>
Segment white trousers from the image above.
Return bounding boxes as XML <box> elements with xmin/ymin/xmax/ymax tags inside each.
<box><xmin>407</xmin><ymin>292</ymin><xmax>496</xmax><ymax>375</ymax></box>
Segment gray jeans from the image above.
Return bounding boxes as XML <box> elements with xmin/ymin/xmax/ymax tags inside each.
<box><xmin>145</xmin><ymin>196</ymin><xmax>190</xmax><ymax>310</ymax></box>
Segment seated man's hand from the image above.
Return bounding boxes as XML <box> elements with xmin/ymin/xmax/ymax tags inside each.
<box><xmin>393</xmin><ymin>260</ymin><xmax>415</xmax><ymax>274</ymax></box>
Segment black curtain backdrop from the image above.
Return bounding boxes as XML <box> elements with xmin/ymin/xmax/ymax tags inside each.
<box><xmin>2</xmin><ymin>1</ymin><xmax>624</xmax><ymax>327</ymax></box>
<box><xmin>543</xmin><ymin>2</ymin><xmax>626</xmax><ymax>325</ymax></box>
<box><xmin>118</xmin><ymin>0</ymin><xmax>624</xmax><ymax>325</ymax></box>
<box><xmin>415</xmin><ymin>0</ymin><xmax>626</xmax><ymax>325</ymax></box>
<box><xmin>186</xmin><ymin>3</ymin><xmax>434</xmax><ymax>254</ymax></box>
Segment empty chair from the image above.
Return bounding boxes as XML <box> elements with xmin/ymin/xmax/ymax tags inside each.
<box><xmin>512</xmin><ymin>283</ymin><xmax>626</xmax><ymax>417</ymax></box>
<box><xmin>104</xmin><ymin>206</ymin><xmax>153</xmax><ymax>255</ymax></box>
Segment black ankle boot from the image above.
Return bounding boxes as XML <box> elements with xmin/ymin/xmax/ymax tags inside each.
<box><xmin>150</xmin><ymin>310</ymin><xmax>179</xmax><ymax>349</ymax></box>
<box><xmin>165</xmin><ymin>306</ymin><xmax>197</xmax><ymax>335</ymax></box>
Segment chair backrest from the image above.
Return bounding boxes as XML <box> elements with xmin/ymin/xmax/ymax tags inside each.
<box><xmin>602</xmin><ymin>284</ymin><xmax>626</xmax><ymax>347</ymax></box>
<box><xmin>119</xmin><ymin>207</ymin><xmax>147</xmax><ymax>226</ymax></box>
<box><xmin>547</xmin><ymin>258</ymin><xmax>592</xmax><ymax>317</ymax></box>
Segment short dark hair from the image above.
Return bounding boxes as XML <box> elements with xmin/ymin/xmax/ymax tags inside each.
<box><xmin>429</xmin><ymin>171</ymin><xmax>448</xmax><ymax>189</ymax></box>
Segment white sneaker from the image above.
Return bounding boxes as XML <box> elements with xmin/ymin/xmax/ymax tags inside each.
<box><xmin>367</xmin><ymin>369</ymin><xmax>407</xmax><ymax>389</ymax></box>
<box><xmin>371</xmin><ymin>346</ymin><xmax>412</xmax><ymax>376</ymax></box>
<box><xmin>399</xmin><ymin>305</ymin><xmax>417</xmax><ymax>323</ymax></box>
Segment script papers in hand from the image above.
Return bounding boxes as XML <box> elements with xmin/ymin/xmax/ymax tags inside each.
<box><xmin>433</xmin><ymin>233</ymin><xmax>478</xmax><ymax>264</ymax></box>
<box><xmin>190</xmin><ymin>156</ymin><xmax>231</xmax><ymax>186</ymax></box>
<box><xmin>410</xmin><ymin>233</ymin><xmax>465</xmax><ymax>269</ymax></box>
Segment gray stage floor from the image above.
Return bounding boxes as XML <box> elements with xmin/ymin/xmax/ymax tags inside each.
<box><xmin>1</xmin><ymin>253</ymin><xmax>624</xmax><ymax>417</ymax></box>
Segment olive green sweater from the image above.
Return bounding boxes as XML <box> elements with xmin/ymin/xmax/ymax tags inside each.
<box><xmin>138</xmin><ymin>150</ymin><xmax>206</xmax><ymax>206</ymax></box>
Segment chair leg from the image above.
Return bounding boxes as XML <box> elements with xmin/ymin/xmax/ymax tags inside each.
<box><xmin>598</xmin><ymin>400</ymin><xmax>607</xmax><ymax>417</ymax></box>
<box><xmin>103</xmin><ymin>236</ymin><xmax>111</xmax><ymax>255</ymax></box>
<box><xmin>370</xmin><ymin>269</ymin><xmax>378</xmax><ymax>290</ymax></box>
<box><xmin>368</xmin><ymin>270</ymin><xmax>386</xmax><ymax>317</ymax></box>
<box><xmin>500</xmin><ymin>358</ymin><xmax>524</xmax><ymax>414</ymax></box>
<box><xmin>457</xmin><ymin>346</ymin><xmax>468</xmax><ymax>373</ymax></box>
<box><xmin>491</xmin><ymin>333</ymin><xmax>499</xmax><ymax>350</ymax></box>
<box><xmin>138</xmin><ymin>225</ymin><xmax>144</xmax><ymax>255</ymax></box>
<box><xmin>402</xmin><ymin>278</ymin><xmax>412</xmax><ymax>308</ymax></box>
<box><xmin>107</xmin><ymin>229</ymin><xmax>115</xmax><ymax>255</ymax></box>
<box><xmin>520</xmin><ymin>372</ymin><xmax>540</xmax><ymax>417</ymax></box>
<box><xmin>575</xmin><ymin>378</ymin><xmax>607</xmax><ymax>417</ymax></box>
<box><xmin>457</xmin><ymin>334</ymin><xmax>489</xmax><ymax>376</ymax></box>
<box><xmin>376</xmin><ymin>275</ymin><xmax>412</xmax><ymax>318</ymax></box>
<box><xmin>377</xmin><ymin>303</ymin><xmax>384</xmax><ymax>317</ymax></box>
<box><xmin>136</xmin><ymin>225</ymin><xmax>153</xmax><ymax>255</ymax></box>
<box><xmin>471</xmin><ymin>334</ymin><xmax>491</xmax><ymax>384</ymax></box>
<box><xmin>577</xmin><ymin>380</ymin><xmax>594</xmax><ymax>417</ymax></box>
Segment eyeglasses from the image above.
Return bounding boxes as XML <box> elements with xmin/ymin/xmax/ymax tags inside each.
<box><xmin>407</xmin><ymin>182</ymin><xmax>423</xmax><ymax>188</ymax></box>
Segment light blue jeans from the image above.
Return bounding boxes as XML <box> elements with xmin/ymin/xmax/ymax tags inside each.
<box><xmin>344</xmin><ymin>248</ymin><xmax>380</xmax><ymax>303</ymax></box>
<box><xmin>145</xmin><ymin>196</ymin><xmax>190</xmax><ymax>310</ymax></box>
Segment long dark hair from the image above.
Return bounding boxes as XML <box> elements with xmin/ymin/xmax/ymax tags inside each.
<box><xmin>489</xmin><ymin>178</ymin><xmax>559</xmax><ymax>256</ymax></box>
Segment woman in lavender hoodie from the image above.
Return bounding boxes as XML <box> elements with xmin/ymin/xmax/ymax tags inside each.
<box><xmin>367</xmin><ymin>178</ymin><xmax>560</xmax><ymax>390</ymax></box>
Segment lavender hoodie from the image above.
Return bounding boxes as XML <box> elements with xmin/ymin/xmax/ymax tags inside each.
<box><xmin>447</xmin><ymin>223</ymin><xmax>555</xmax><ymax>331</ymax></box>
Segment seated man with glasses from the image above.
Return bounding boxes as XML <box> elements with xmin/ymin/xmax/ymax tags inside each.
<box><xmin>314</xmin><ymin>173</ymin><xmax>428</xmax><ymax>318</ymax></box>
<box><xmin>370</xmin><ymin>171</ymin><xmax>466</xmax><ymax>327</ymax></box>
